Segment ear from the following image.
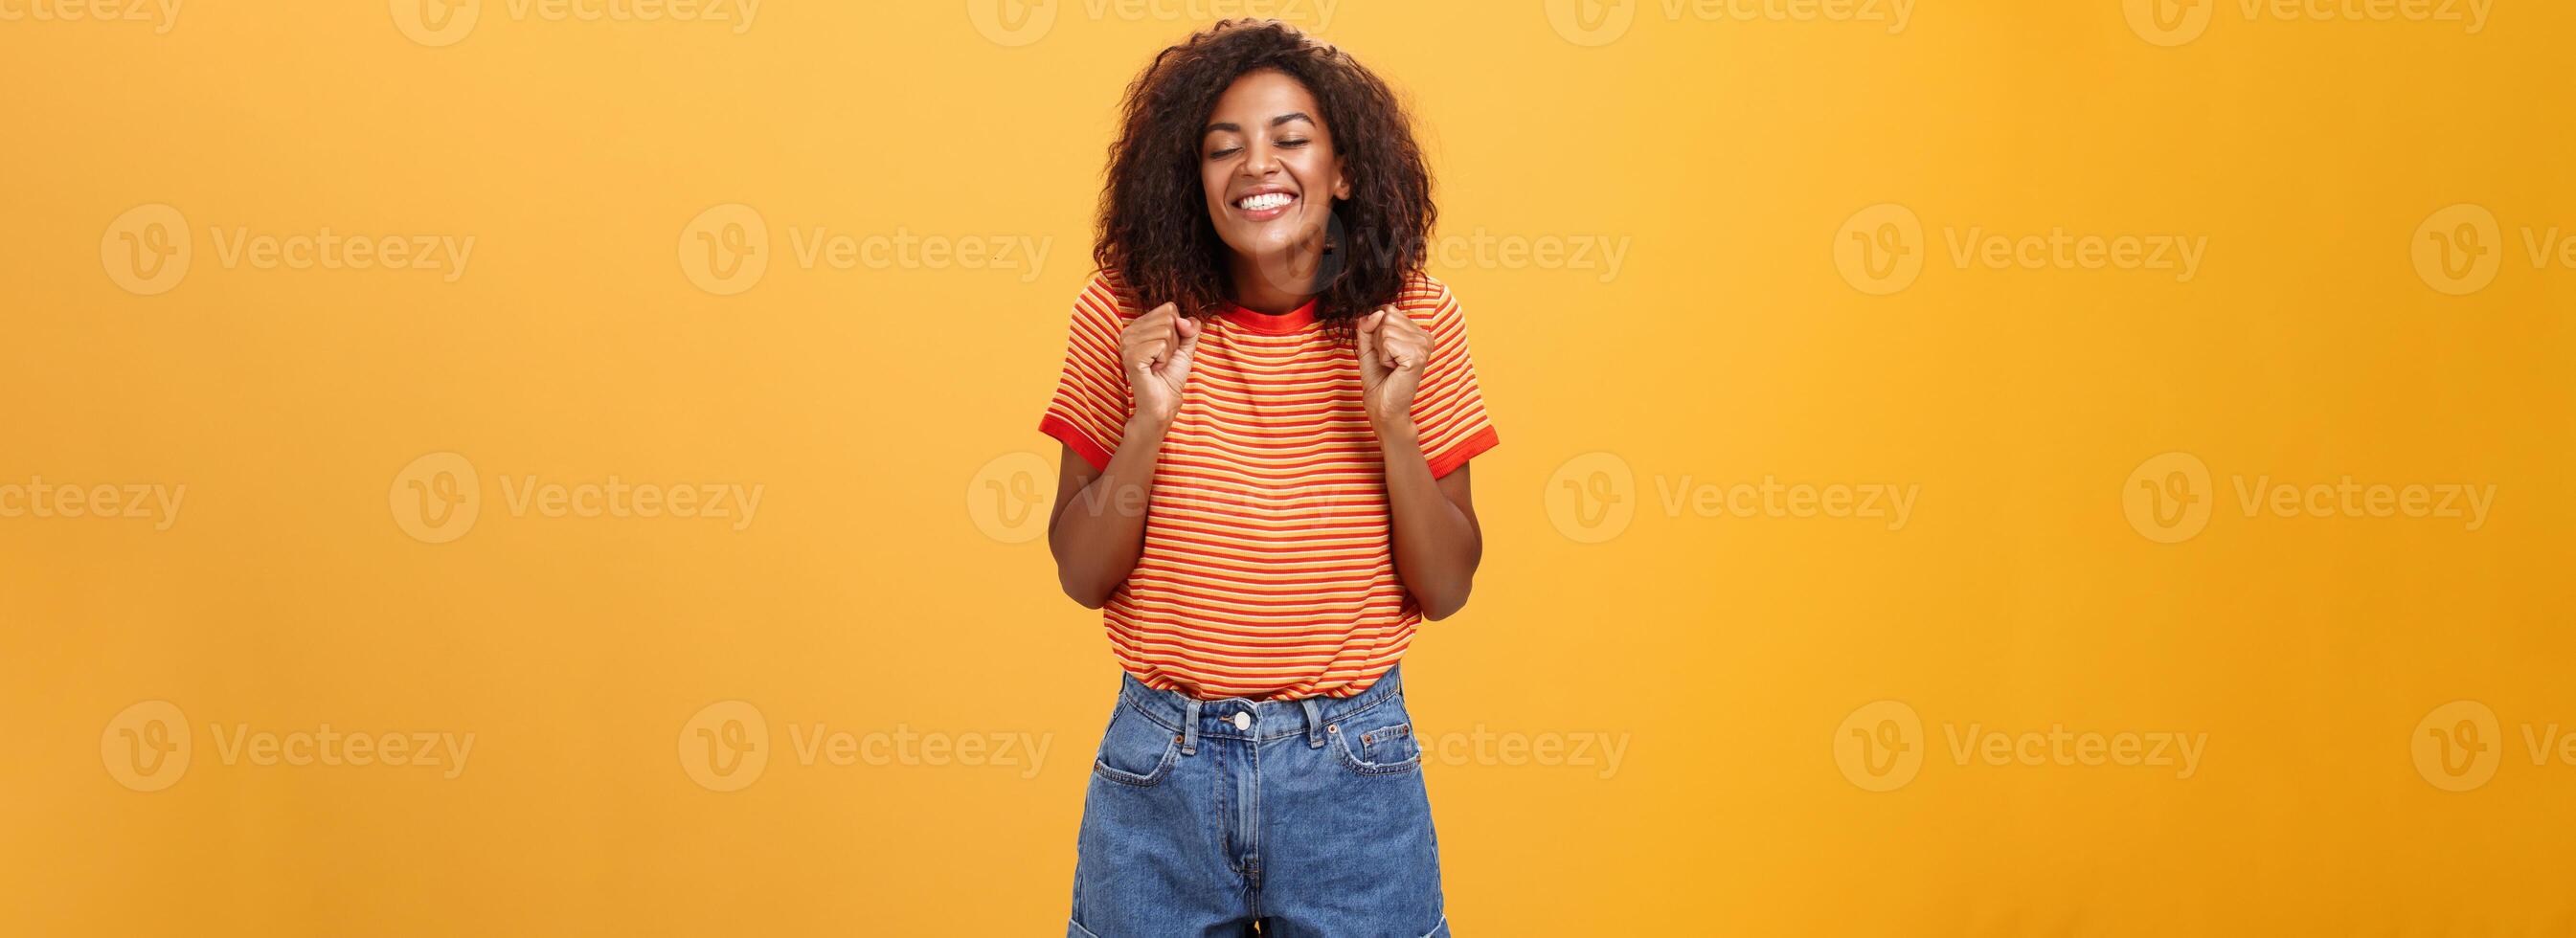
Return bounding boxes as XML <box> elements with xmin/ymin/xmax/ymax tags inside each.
<box><xmin>1331</xmin><ymin>159</ymin><xmax>1351</xmax><ymax>201</ymax></box>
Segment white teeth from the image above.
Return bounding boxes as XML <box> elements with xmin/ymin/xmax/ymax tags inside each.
<box><xmin>1236</xmin><ymin>192</ymin><xmax>1295</xmax><ymax>212</ymax></box>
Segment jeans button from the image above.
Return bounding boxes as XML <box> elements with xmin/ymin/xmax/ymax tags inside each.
<box><xmin>1232</xmin><ymin>711</ymin><xmax>1252</xmax><ymax>731</ymax></box>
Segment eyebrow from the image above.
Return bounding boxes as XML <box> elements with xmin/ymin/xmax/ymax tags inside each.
<box><xmin>1203</xmin><ymin>112</ymin><xmax>1317</xmax><ymax>135</ymax></box>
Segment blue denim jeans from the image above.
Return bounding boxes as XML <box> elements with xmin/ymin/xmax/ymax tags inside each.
<box><xmin>1070</xmin><ymin>666</ymin><xmax>1449</xmax><ymax>937</ymax></box>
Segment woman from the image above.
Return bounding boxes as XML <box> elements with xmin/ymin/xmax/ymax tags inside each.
<box><xmin>1041</xmin><ymin>19</ymin><xmax>1496</xmax><ymax>937</ymax></box>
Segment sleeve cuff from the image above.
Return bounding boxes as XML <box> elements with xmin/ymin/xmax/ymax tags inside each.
<box><xmin>1423</xmin><ymin>426</ymin><xmax>1499</xmax><ymax>479</ymax></box>
<box><xmin>1039</xmin><ymin>414</ymin><xmax>1116</xmax><ymax>472</ymax></box>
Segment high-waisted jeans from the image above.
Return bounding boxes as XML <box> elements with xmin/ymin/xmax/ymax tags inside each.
<box><xmin>1069</xmin><ymin>665</ymin><xmax>1449</xmax><ymax>937</ymax></box>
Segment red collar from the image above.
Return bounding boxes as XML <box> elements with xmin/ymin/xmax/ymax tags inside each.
<box><xmin>1220</xmin><ymin>297</ymin><xmax>1320</xmax><ymax>334</ymax></box>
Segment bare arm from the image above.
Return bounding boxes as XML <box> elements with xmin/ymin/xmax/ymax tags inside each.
<box><xmin>1046</xmin><ymin>418</ymin><xmax>1169</xmax><ymax>609</ymax></box>
<box><xmin>1376</xmin><ymin>427</ymin><xmax>1481</xmax><ymax>619</ymax></box>
<box><xmin>1047</xmin><ymin>302</ymin><xmax>1199</xmax><ymax>609</ymax></box>
<box><xmin>1358</xmin><ymin>307</ymin><xmax>1483</xmax><ymax>620</ymax></box>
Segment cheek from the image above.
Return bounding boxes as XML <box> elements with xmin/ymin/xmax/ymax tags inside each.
<box><xmin>1199</xmin><ymin>167</ymin><xmax>1229</xmax><ymax>212</ymax></box>
<box><xmin>1306</xmin><ymin>154</ymin><xmax>1344</xmax><ymax>197</ymax></box>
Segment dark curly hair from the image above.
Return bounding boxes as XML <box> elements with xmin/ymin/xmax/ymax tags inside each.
<box><xmin>1094</xmin><ymin>19</ymin><xmax>1435</xmax><ymax>334</ymax></box>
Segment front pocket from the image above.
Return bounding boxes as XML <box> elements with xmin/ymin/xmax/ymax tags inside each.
<box><xmin>1331</xmin><ymin>716</ymin><xmax>1425</xmax><ymax>776</ymax></box>
<box><xmin>1362</xmin><ymin>725</ymin><xmax>1418</xmax><ymax>765</ymax></box>
<box><xmin>1091</xmin><ymin>703</ymin><xmax>1181</xmax><ymax>787</ymax></box>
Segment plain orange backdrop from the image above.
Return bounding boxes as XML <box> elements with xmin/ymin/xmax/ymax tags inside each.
<box><xmin>5</xmin><ymin>1</ymin><xmax>2574</xmax><ymax>934</ymax></box>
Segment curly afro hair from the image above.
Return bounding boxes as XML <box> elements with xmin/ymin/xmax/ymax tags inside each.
<box><xmin>1093</xmin><ymin>19</ymin><xmax>1435</xmax><ymax>335</ymax></box>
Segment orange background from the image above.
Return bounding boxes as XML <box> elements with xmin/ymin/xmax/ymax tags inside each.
<box><xmin>4</xmin><ymin>1</ymin><xmax>2573</xmax><ymax>934</ymax></box>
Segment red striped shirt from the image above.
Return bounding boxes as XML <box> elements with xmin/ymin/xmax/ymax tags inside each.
<box><xmin>1039</xmin><ymin>271</ymin><xmax>1499</xmax><ymax>700</ymax></box>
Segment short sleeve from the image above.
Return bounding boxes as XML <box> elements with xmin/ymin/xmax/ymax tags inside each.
<box><xmin>1037</xmin><ymin>275</ymin><xmax>1137</xmax><ymax>472</ymax></box>
<box><xmin>1401</xmin><ymin>276</ymin><xmax>1500</xmax><ymax>478</ymax></box>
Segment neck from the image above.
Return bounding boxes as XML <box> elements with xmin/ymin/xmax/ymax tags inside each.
<box><xmin>1227</xmin><ymin>243</ymin><xmax>1322</xmax><ymax>315</ymax></box>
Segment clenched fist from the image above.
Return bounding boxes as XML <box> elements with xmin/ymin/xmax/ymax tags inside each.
<box><xmin>1120</xmin><ymin>302</ymin><xmax>1203</xmax><ymax>428</ymax></box>
<box><xmin>1356</xmin><ymin>305</ymin><xmax>1431</xmax><ymax>435</ymax></box>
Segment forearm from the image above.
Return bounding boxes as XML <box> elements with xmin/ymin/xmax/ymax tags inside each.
<box><xmin>1048</xmin><ymin>417</ymin><xmax>1170</xmax><ymax>608</ymax></box>
<box><xmin>1377</xmin><ymin>422</ymin><xmax>1480</xmax><ymax>619</ymax></box>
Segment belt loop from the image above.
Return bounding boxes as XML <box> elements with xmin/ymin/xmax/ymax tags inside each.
<box><xmin>1180</xmin><ymin>698</ymin><xmax>1202</xmax><ymax>756</ymax></box>
<box><xmin>1299</xmin><ymin>698</ymin><xmax>1326</xmax><ymax>748</ymax></box>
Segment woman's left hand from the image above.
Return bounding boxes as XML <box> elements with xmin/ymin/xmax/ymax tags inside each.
<box><xmin>1356</xmin><ymin>305</ymin><xmax>1430</xmax><ymax>437</ymax></box>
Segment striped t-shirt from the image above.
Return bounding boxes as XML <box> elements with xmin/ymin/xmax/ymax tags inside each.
<box><xmin>1039</xmin><ymin>270</ymin><xmax>1498</xmax><ymax>701</ymax></box>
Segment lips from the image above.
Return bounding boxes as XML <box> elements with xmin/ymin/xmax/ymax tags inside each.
<box><xmin>1232</xmin><ymin>190</ymin><xmax>1298</xmax><ymax>221</ymax></box>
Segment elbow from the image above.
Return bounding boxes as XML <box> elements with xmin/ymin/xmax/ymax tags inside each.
<box><xmin>1418</xmin><ymin>585</ymin><xmax>1472</xmax><ymax>621</ymax></box>
<box><xmin>1058</xmin><ymin>570</ymin><xmax>1113</xmax><ymax>610</ymax></box>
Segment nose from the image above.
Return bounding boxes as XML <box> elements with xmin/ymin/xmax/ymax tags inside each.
<box><xmin>1240</xmin><ymin>141</ymin><xmax>1280</xmax><ymax>177</ymax></box>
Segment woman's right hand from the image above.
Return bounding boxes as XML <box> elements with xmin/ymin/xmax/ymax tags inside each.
<box><xmin>1119</xmin><ymin>302</ymin><xmax>1202</xmax><ymax>428</ymax></box>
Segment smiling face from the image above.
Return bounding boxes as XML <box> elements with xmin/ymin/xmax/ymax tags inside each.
<box><xmin>1200</xmin><ymin>69</ymin><xmax>1349</xmax><ymax>294</ymax></box>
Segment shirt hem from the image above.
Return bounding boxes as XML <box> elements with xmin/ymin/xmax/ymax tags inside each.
<box><xmin>1423</xmin><ymin>426</ymin><xmax>1499</xmax><ymax>479</ymax></box>
<box><xmin>1039</xmin><ymin>414</ymin><xmax>1115</xmax><ymax>472</ymax></box>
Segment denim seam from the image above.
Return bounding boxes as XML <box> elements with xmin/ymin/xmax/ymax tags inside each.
<box><xmin>1331</xmin><ymin>719</ymin><xmax>1425</xmax><ymax>776</ymax></box>
<box><xmin>1120</xmin><ymin>680</ymin><xmax>1407</xmax><ymax>744</ymax></box>
<box><xmin>1091</xmin><ymin>704</ymin><xmax>1181</xmax><ymax>787</ymax></box>
<box><xmin>1091</xmin><ymin>738</ymin><xmax>1177</xmax><ymax>787</ymax></box>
